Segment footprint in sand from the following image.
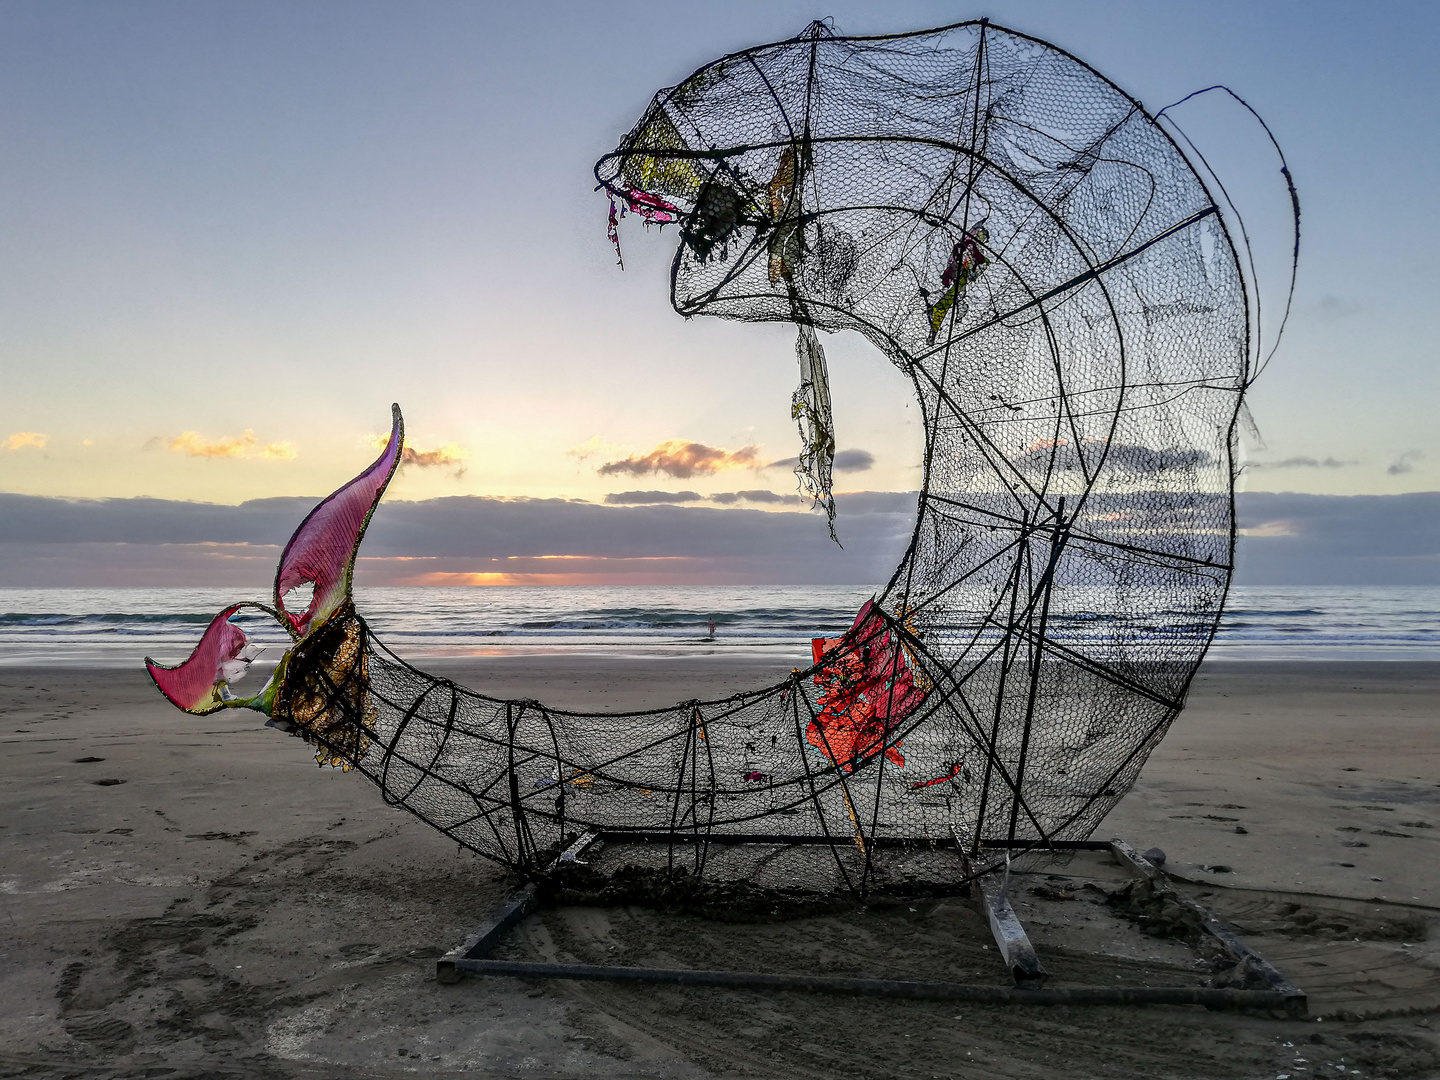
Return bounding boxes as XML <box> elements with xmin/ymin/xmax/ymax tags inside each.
<box><xmin>62</xmin><ymin>1012</ymin><xmax>135</xmax><ymax>1050</ymax></box>
<box><xmin>185</xmin><ymin>831</ymin><xmax>258</xmax><ymax>843</ymax></box>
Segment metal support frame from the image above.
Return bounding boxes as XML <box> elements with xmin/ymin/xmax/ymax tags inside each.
<box><xmin>975</xmin><ymin>870</ymin><xmax>1047</xmax><ymax>986</ymax></box>
<box><xmin>436</xmin><ymin>883</ymin><xmax>539</xmax><ymax>985</ymax></box>
<box><xmin>1108</xmin><ymin>838</ymin><xmax>1305</xmax><ymax>1010</ymax></box>
<box><xmin>435</xmin><ymin>832</ymin><xmax>1306</xmax><ymax>1014</ymax></box>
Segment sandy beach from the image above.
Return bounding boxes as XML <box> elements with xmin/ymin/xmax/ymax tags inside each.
<box><xmin>2</xmin><ymin>656</ymin><xmax>1437</xmax><ymax>1079</ymax></box>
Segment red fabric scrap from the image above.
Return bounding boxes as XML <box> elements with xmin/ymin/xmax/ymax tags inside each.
<box><xmin>807</xmin><ymin>600</ymin><xmax>925</xmax><ymax>773</ymax></box>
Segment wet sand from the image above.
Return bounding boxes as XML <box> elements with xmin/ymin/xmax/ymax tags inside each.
<box><xmin>1</xmin><ymin>658</ymin><xmax>1437</xmax><ymax>1078</ymax></box>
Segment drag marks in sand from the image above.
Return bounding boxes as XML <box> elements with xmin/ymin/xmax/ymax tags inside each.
<box><xmin>480</xmin><ymin>863</ymin><xmax>1440</xmax><ymax>1080</ymax></box>
<box><xmin>4</xmin><ymin>663</ymin><xmax>1440</xmax><ymax>1077</ymax></box>
<box><xmin>8</xmin><ymin>824</ymin><xmax>1440</xmax><ymax>1077</ymax></box>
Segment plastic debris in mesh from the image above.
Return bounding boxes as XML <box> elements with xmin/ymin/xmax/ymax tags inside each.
<box><xmin>147</xmin><ymin>19</ymin><xmax>1294</xmax><ymax>902</ymax></box>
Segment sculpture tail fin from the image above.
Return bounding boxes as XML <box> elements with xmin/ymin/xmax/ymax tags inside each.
<box><xmin>273</xmin><ymin>404</ymin><xmax>404</xmax><ymax>638</ymax></box>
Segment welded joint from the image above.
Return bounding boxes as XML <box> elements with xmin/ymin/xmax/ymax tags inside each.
<box><xmin>436</xmin><ymin>883</ymin><xmax>538</xmax><ymax>984</ymax></box>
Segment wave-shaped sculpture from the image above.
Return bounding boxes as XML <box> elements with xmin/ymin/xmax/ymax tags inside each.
<box><xmin>147</xmin><ymin>20</ymin><xmax>1287</xmax><ymax>899</ymax></box>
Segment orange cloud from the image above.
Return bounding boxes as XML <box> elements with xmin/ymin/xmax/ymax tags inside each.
<box><xmin>369</xmin><ymin>433</ymin><xmax>467</xmax><ymax>471</ymax></box>
<box><xmin>170</xmin><ymin>430</ymin><xmax>297</xmax><ymax>460</ymax></box>
<box><xmin>404</xmin><ymin>444</ymin><xmax>466</xmax><ymax>468</ymax></box>
<box><xmin>3</xmin><ymin>432</ymin><xmax>47</xmax><ymax>451</ymax></box>
<box><xmin>598</xmin><ymin>438</ymin><xmax>760</xmax><ymax>479</ymax></box>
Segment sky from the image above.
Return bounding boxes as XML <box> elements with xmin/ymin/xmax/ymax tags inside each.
<box><xmin>1</xmin><ymin>1</ymin><xmax>1437</xmax><ymax>587</ymax></box>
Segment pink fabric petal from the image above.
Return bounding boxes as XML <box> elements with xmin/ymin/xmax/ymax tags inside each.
<box><xmin>145</xmin><ymin>605</ymin><xmax>248</xmax><ymax>714</ymax></box>
<box><xmin>623</xmin><ymin>187</ymin><xmax>678</xmax><ymax>223</ymax></box>
<box><xmin>275</xmin><ymin>404</ymin><xmax>404</xmax><ymax>637</ymax></box>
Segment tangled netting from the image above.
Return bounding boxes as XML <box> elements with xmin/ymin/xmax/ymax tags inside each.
<box><xmin>151</xmin><ymin>19</ymin><xmax>1294</xmax><ymax>904</ymax></box>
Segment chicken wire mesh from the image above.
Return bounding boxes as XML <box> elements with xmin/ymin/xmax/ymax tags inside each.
<box><xmin>153</xmin><ymin>18</ymin><xmax>1294</xmax><ymax>906</ymax></box>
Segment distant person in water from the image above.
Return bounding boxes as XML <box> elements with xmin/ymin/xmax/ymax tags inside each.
<box><xmin>708</xmin><ymin>618</ymin><xmax>716</xmax><ymax>639</ymax></box>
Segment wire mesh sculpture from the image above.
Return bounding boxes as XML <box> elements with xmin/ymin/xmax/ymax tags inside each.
<box><xmin>147</xmin><ymin>19</ymin><xmax>1294</xmax><ymax>904</ymax></box>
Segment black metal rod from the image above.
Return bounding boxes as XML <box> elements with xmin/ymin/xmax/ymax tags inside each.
<box><xmin>1009</xmin><ymin>497</ymin><xmax>1069</xmax><ymax>845</ymax></box>
<box><xmin>435</xmin><ymin>884</ymin><xmax>539</xmax><ymax>985</ymax></box>
<box><xmin>589</xmin><ymin>830</ymin><xmax>1113</xmax><ymax>850</ymax></box>
<box><xmin>975</xmin><ymin>510</ymin><xmax>1028</xmax><ymax>851</ymax></box>
<box><xmin>450</xmin><ymin>958</ymin><xmax>1303</xmax><ymax>1012</ymax></box>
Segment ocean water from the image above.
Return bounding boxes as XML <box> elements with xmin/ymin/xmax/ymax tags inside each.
<box><xmin>0</xmin><ymin>585</ymin><xmax>1438</xmax><ymax>666</ymax></box>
